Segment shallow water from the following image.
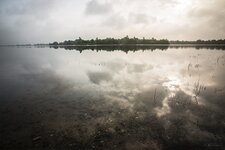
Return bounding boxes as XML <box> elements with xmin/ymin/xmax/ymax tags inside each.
<box><xmin>0</xmin><ymin>46</ymin><xmax>225</xmax><ymax>149</ymax></box>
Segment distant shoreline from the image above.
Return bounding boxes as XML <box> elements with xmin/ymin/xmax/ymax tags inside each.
<box><xmin>1</xmin><ymin>43</ymin><xmax>225</xmax><ymax>47</ymax></box>
<box><xmin>1</xmin><ymin>43</ymin><xmax>225</xmax><ymax>51</ymax></box>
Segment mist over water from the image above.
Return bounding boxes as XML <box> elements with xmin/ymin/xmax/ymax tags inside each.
<box><xmin>0</xmin><ymin>46</ymin><xmax>225</xmax><ymax>149</ymax></box>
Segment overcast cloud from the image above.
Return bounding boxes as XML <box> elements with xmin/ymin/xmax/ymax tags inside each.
<box><xmin>0</xmin><ymin>0</ymin><xmax>224</xmax><ymax>44</ymax></box>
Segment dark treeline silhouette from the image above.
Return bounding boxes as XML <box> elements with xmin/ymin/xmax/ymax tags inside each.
<box><xmin>49</xmin><ymin>36</ymin><xmax>225</xmax><ymax>46</ymax></box>
<box><xmin>49</xmin><ymin>36</ymin><xmax>170</xmax><ymax>45</ymax></box>
<box><xmin>170</xmin><ymin>39</ymin><xmax>225</xmax><ymax>44</ymax></box>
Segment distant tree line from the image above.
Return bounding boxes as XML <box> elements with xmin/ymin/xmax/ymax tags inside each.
<box><xmin>50</xmin><ymin>45</ymin><xmax>225</xmax><ymax>52</ymax></box>
<box><xmin>170</xmin><ymin>39</ymin><xmax>225</xmax><ymax>44</ymax></box>
<box><xmin>49</xmin><ymin>37</ymin><xmax>225</xmax><ymax>46</ymax></box>
<box><xmin>49</xmin><ymin>36</ymin><xmax>170</xmax><ymax>45</ymax></box>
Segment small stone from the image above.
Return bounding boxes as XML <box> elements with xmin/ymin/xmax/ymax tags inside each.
<box><xmin>33</xmin><ymin>136</ymin><xmax>41</xmax><ymax>141</ymax></box>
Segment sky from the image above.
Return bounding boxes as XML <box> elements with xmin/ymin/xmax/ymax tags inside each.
<box><xmin>0</xmin><ymin>0</ymin><xmax>225</xmax><ymax>44</ymax></box>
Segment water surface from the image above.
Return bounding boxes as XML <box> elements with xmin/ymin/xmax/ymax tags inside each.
<box><xmin>0</xmin><ymin>46</ymin><xmax>225</xmax><ymax>149</ymax></box>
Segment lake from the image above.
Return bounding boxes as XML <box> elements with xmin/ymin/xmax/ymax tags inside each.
<box><xmin>0</xmin><ymin>46</ymin><xmax>225</xmax><ymax>149</ymax></box>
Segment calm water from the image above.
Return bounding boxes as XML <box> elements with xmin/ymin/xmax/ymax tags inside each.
<box><xmin>0</xmin><ymin>46</ymin><xmax>225</xmax><ymax>149</ymax></box>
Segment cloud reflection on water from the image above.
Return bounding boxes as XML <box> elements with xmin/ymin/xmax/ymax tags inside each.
<box><xmin>0</xmin><ymin>47</ymin><xmax>225</xmax><ymax>149</ymax></box>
